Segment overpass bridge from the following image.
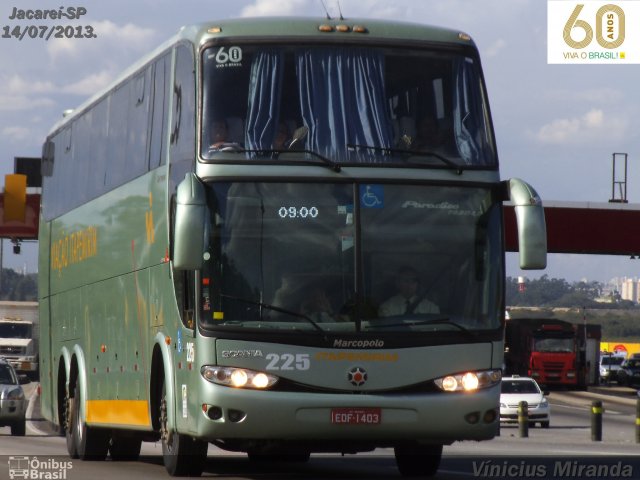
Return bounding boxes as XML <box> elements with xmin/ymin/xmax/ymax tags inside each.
<box><xmin>1</xmin><ymin>194</ymin><xmax>639</xmax><ymax>257</ymax></box>
<box><xmin>504</xmin><ymin>201</ymin><xmax>640</xmax><ymax>256</ymax></box>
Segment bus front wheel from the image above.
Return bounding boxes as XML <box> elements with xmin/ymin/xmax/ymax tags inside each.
<box><xmin>394</xmin><ymin>443</ymin><xmax>442</xmax><ymax>477</ymax></box>
<box><xmin>159</xmin><ymin>383</ymin><xmax>208</xmax><ymax>476</ymax></box>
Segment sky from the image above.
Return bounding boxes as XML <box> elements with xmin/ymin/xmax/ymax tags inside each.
<box><xmin>1</xmin><ymin>0</ymin><xmax>639</xmax><ymax>282</ymax></box>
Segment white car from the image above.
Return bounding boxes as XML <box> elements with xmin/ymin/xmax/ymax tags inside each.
<box><xmin>0</xmin><ymin>358</ymin><xmax>28</xmax><ymax>435</ymax></box>
<box><xmin>500</xmin><ymin>376</ymin><xmax>550</xmax><ymax>428</ymax></box>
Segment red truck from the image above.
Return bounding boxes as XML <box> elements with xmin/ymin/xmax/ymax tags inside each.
<box><xmin>504</xmin><ymin>318</ymin><xmax>601</xmax><ymax>388</ymax></box>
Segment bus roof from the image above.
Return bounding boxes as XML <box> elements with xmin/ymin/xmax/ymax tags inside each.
<box><xmin>184</xmin><ymin>16</ymin><xmax>475</xmax><ymax>46</ymax></box>
<box><xmin>48</xmin><ymin>16</ymin><xmax>476</xmax><ymax>135</ymax></box>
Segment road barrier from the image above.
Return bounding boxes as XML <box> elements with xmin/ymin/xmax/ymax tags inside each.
<box><xmin>636</xmin><ymin>399</ymin><xmax>640</xmax><ymax>444</ymax></box>
<box><xmin>591</xmin><ymin>400</ymin><xmax>603</xmax><ymax>441</ymax></box>
<box><xmin>503</xmin><ymin>389</ymin><xmax>640</xmax><ymax>443</ymax></box>
<box><xmin>518</xmin><ymin>401</ymin><xmax>529</xmax><ymax>438</ymax></box>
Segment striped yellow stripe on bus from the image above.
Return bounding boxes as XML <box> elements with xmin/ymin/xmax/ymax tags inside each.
<box><xmin>85</xmin><ymin>400</ymin><xmax>151</xmax><ymax>427</ymax></box>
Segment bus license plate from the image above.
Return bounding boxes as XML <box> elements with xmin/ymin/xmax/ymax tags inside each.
<box><xmin>331</xmin><ymin>407</ymin><xmax>381</xmax><ymax>425</ymax></box>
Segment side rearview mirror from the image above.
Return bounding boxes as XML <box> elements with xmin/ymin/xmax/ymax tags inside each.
<box><xmin>173</xmin><ymin>173</ymin><xmax>207</xmax><ymax>270</ymax></box>
<box><xmin>507</xmin><ymin>178</ymin><xmax>547</xmax><ymax>269</ymax></box>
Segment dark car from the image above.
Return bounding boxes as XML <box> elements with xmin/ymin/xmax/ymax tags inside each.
<box><xmin>617</xmin><ymin>359</ymin><xmax>640</xmax><ymax>387</ymax></box>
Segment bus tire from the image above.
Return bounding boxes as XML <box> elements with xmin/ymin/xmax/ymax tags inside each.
<box><xmin>109</xmin><ymin>432</ymin><xmax>142</xmax><ymax>461</ymax></box>
<box><xmin>64</xmin><ymin>389</ymin><xmax>79</xmax><ymax>458</ymax></box>
<box><xmin>394</xmin><ymin>443</ymin><xmax>442</xmax><ymax>477</ymax></box>
<box><xmin>159</xmin><ymin>382</ymin><xmax>208</xmax><ymax>476</ymax></box>
<box><xmin>11</xmin><ymin>420</ymin><xmax>26</xmax><ymax>436</ymax></box>
<box><xmin>72</xmin><ymin>383</ymin><xmax>109</xmax><ymax>461</ymax></box>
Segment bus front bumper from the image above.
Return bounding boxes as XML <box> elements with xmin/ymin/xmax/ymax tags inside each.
<box><xmin>196</xmin><ymin>382</ymin><xmax>500</xmax><ymax>445</ymax></box>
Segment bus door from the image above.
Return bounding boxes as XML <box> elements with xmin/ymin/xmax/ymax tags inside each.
<box><xmin>173</xmin><ymin>270</ymin><xmax>198</xmax><ymax>432</ymax></box>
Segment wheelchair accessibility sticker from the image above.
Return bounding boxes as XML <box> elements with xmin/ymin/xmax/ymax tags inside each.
<box><xmin>360</xmin><ymin>184</ymin><xmax>384</xmax><ymax>208</ymax></box>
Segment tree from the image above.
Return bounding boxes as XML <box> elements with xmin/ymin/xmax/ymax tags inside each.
<box><xmin>506</xmin><ymin>276</ymin><xmax>607</xmax><ymax>308</ymax></box>
<box><xmin>0</xmin><ymin>269</ymin><xmax>37</xmax><ymax>301</ymax></box>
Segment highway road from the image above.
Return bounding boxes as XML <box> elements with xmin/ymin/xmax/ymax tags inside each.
<box><xmin>1</xmin><ymin>384</ymin><xmax>639</xmax><ymax>479</ymax></box>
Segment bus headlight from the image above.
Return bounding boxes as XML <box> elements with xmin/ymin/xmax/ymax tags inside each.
<box><xmin>201</xmin><ymin>366</ymin><xmax>278</xmax><ymax>389</ymax></box>
<box><xmin>434</xmin><ymin>369</ymin><xmax>501</xmax><ymax>392</ymax></box>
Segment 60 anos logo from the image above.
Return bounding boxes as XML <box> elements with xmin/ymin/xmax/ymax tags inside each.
<box><xmin>213</xmin><ymin>46</ymin><xmax>242</xmax><ymax>65</ymax></box>
<box><xmin>563</xmin><ymin>3</ymin><xmax>624</xmax><ymax>49</ymax></box>
<box><xmin>547</xmin><ymin>1</ymin><xmax>640</xmax><ymax>63</ymax></box>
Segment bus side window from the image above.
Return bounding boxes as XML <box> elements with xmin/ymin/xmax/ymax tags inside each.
<box><xmin>104</xmin><ymin>68</ymin><xmax>151</xmax><ymax>189</ymax></box>
<box><xmin>149</xmin><ymin>53</ymin><xmax>170</xmax><ymax>169</ymax></box>
<box><xmin>169</xmin><ymin>43</ymin><xmax>196</xmax><ymax>198</ymax></box>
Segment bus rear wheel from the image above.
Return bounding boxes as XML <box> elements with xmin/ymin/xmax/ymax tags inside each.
<box><xmin>159</xmin><ymin>383</ymin><xmax>208</xmax><ymax>476</ymax></box>
<box><xmin>394</xmin><ymin>443</ymin><xmax>442</xmax><ymax>477</ymax></box>
<box><xmin>64</xmin><ymin>388</ymin><xmax>78</xmax><ymax>458</ymax></box>
<box><xmin>70</xmin><ymin>383</ymin><xmax>109</xmax><ymax>460</ymax></box>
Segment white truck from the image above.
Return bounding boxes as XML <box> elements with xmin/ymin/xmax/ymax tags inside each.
<box><xmin>0</xmin><ymin>302</ymin><xmax>38</xmax><ymax>380</ymax></box>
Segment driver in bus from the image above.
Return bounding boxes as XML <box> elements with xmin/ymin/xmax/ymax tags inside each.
<box><xmin>300</xmin><ymin>287</ymin><xmax>336</xmax><ymax>323</ymax></box>
<box><xmin>379</xmin><ymin>266</ymin><xmax>439</xmax><ymax>317</ymax></box>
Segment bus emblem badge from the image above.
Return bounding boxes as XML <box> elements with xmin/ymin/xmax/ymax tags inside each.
<box><xmin>348</xmin><ymin>367</ymin><xmax>368</xmax><ymax>387</ymax></box>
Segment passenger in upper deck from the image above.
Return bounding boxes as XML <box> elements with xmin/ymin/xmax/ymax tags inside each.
<box><xmin>208</xmin><ymin>118</ymin><xmax>243</xmax><ymax>152</ymax></box>
<box><xmin>209</xmin><ymin>119</ymin><xmax>229</xmax><ymax>149</ymax></box>
<box><xmin>273</xmin><ymin>121</ymin><xmax>291</xmax><ymax>150</ymax></box>
<box><xmin>411</xmin><ymin>116</ymin><xmax>447</xmax><ymax>153</ymax></box>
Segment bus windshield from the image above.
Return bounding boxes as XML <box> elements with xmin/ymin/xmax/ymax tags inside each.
<box><xmin>200</xmin><ymin>182</ymin><xmax>503</xmax><ymax>336</ymax></box>
<box><xmin>201</xmin><ymin>44</ymin><xmax>496</xmax><ymax>168</ymax></box>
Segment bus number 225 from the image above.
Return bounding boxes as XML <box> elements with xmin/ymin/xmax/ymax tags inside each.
<box><xmin>265</xmin><ymin>353</ymin><xmax>310</xmax><ymax>371</ymax></box>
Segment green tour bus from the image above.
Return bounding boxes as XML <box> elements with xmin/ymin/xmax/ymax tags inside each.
<box><xmin>38</xmin><ymin>16</ymin><xmax>546</xmax><ymax>477</ymax></box>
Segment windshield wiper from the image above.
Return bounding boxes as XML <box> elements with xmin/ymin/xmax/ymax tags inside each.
<box><xmin>209</xmin><ymin>147</ymin><xmax>341</xmax><ymax>173</ymax></box>
<box><xmin>208</xmin><ymin>126</ymin><xmax>341</xmax><ymax>172</ymax></box>
<box><xmin>346</xmin><ymin>144</ymin><xmax>463</xmax><ymax>175</ymax></box>
<box><xmin>367</xmin><ymin>316</ymin><xmax>477</xmax><ymax>337</ymax></box>
<box><xmin>242</xmin><ymin>148</ymin><xmax>341</xmax><ymax>172</ymax></box>
<box><xmin>220</xmin><ymin>294</ymin><xmax>327</xmax><ymax>335</ymax></box>
<box><xmin>298</xmin><ymin>149</ymin><xmax>342</xmax><ymax>172</ymax></box>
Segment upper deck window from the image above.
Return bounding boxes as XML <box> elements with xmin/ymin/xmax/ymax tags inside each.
<box><xmin>201</xmin><ymin>44</ymin><xmax>497</xmax><ymax>168</ymax></box>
